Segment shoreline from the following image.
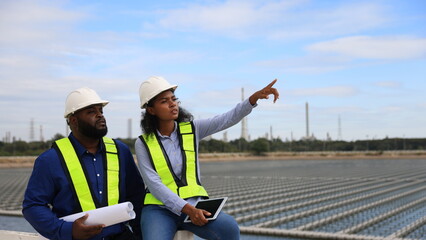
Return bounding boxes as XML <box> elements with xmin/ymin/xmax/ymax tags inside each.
<box><xmin>0</xmin><ymin>150</ymin><xmax>425</xmax><ymax>168</ymax></box>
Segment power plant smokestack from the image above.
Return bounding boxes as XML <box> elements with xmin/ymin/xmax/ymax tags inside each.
<box><xmin>241</xmin><ymin>88</ymin><xmax>248</xmax><ymax>140</ymax></box>
<box><xmin>40</xmin><ymin>125</ymin><xmax>44</xmax><ymax>142</ymax></box>
<box><xmin>305</xmin><ymin>102</ymin><xmax>309</xmax><ymax>138</ymax></box>
<box><xmin>128</xmin><ymin>118</ymin><xmax>132</xmax><ymax>139</ymax></box>
<box><xmin>30</xmin><ymin>118</ymin><xmax>34</xmax><ymax>142</ymax></box>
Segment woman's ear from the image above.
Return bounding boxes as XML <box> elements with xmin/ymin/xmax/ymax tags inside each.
<box><xmin>147</xmin><ymin>106</ymin><xmax>155</xmax><ymax>115</ymax></box>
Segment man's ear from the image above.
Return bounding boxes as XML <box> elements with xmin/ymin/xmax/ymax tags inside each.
<box><xmin>147</xmin><ymin>106</ymin><xmax>155</xmax><ymax>115</ymax></box>
<box><xmin>68</xmin><ymin>115</ymin><xmax>78</xmax><ymax>127</ymax></box>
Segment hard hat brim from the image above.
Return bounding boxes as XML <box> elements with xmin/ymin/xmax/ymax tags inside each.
<box><xmin>141</xmin><ymin>85</ymin><xmax>177</xmax><ymax>109</ymax></box>
<box><xmin>64</xmin><ymin>100</ymin><xmax>109</xmax><ymax>118</ymax></box>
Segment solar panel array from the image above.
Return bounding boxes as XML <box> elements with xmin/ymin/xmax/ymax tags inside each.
<box><xmin>0</xmin><ymin>158</ymin><xmax>425</xmax><ymax>240</ymax></box>
<box><xmin>200</xmin><ymin>159</ymin><xmax>426</xmax><ymax>240</ymax></box>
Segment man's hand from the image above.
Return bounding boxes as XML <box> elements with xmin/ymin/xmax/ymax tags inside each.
<box><xmin>72</xmin><ymin>214</ymin><xmax>105</xmax><ymax>240</ymax></box>
<box><xmin>182</xmin><ymin>203</ymin><xmax>211</xmax><ymax>226</ymax></box>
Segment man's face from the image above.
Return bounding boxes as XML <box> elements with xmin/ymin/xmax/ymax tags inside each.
<box><xmin>72</xmin><ymin>104</ymin><xmax>108</xmax><ymax>139</ymax></box>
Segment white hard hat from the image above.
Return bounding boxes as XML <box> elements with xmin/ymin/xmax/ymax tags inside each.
<box><xmin>64</xmin><ymin>87</ymin><xmax>109</xmax><ymax>118</ymax></box>
<box><xmin>139</xmin><ymin>76</ymin><xmax>178</xmax><ymax>109</ymax></box>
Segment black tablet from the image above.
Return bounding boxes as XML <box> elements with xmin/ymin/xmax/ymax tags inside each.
<box><xmin>183</xmin><ymin>197</ymin><xmax>228</xmax><ymax>223</ymax></box>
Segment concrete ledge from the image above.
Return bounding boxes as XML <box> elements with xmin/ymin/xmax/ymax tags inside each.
<box><xmin>0</xmin><ymin>230</ymin><xmax>39</xmax><ymax>239</ymax></box>
<box><xmin>0</xmin><ymin>230</ymin><xmax>193</xmax><ymax>240</ymax></box>
<box><xmin>173</xmin><ymin>230</ymin><xmax>194</xmax><ymax>240</ymax></box>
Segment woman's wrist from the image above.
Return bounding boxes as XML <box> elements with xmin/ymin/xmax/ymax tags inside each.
<box><xmin>249</xmin><ymin>93</ymin><xmax>258</xmax><ymax>106</ymax></box>
<box><xmin>181</xmin><ymin>203</ymin><xmax>195</xmax><ymax>215</ymax></box>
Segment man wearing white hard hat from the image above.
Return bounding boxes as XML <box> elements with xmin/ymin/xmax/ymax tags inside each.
<box><xmin>23</xmin><ymin>87</ymin><xmax>145</xmax><ymax>240</ymax></box>
<box><xmin>135</xmin><ymin>76</ymin><xmax>279</xmax><ymax>240</ymax></box>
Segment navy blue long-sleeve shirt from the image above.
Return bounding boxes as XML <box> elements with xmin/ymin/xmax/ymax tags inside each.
<box><xmin>22</xmin><ymin>133</ymin><xmax>145</xmax><ymax>240</ymax></box>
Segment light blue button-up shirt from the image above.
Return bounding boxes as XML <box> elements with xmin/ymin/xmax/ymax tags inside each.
<box><xmin>135</xmin><ymin>99</ymin><xmax>255</xmax><ymax>215</ymax></box>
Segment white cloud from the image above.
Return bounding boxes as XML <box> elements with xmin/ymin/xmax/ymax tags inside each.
<box><xmin>269</xmin><ymin>2</ymin><xmax>387</xmax><ymax>40</ymax></box>
<box><xmin>0</xmin><ymin>0</ymin><xmax>139</xmax><ymax>97</ymax></box>
<box><xmin>290</xmin><ymin>86</ymin><xmax>357</xmax><ymax>97</ymax></box>
<box><xmin>156</xmin><ymin>1</ymin><xmax>280</xmax><ymax>37</ymax></box>
<box><xmin>307</xmin><ymin>36</ymin><xmax>426</xmax><ymax>59</ymax></box>
<box><xmin>256</xmin><ymin>35</ymin><xmax>426</xmax><ymax>74</ymax></box>
<box><xmin>149</xmin><ymin>0</ymin><xmax>388</xmax><ymax>39</ymax></box>
<box><xmin>321</xmin><ymin>106</ymin><xmax>364</xmax><ymax>114</ymax></box>
<box><xmin>0</xmin><ymin>0</ymin><xmax>85</xmax><ymax>46</ymax></box>
<box><xmin>382</xmin><ymin>106</ymin><xmax>402</xmax><ymax>112</ymax></box>
<box><xmin>0</xmin><ymin>0</ymin><xmax>88</xmax><ymax>95</ymax></box>
<box><xmin>418</xmin><ymin>103</ymin><xmax>426</xmax><ymax>109</ymax></box>
<box><xmin>374</xmin><ymin>81</ymin><xmax>401</xmax><ymax>88</ymax></box>
<box><xmin>255</xmin><ymin>54</ymin><xmax>352</xmax><ymax>74</ymax></box>
<box><xmin>0</xmin><ymin>0</ymin><xmax>424</xmax><ymax>142</ymax></box>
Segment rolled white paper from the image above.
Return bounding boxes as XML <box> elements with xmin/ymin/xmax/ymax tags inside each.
<box><xmin>60</xmin><ymin>201</ymin><xmax>135</xmax><ymax>227</ymax></box>
<box><xmin>38</xmin><ymin>202</ymin><xmax>136</xmax><ymax>240</ymax></box>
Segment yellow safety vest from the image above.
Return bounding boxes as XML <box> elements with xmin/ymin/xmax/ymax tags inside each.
<box><xmin>53</xmin><ymin>137</ymin><xmax>120</xmax><ymax>212</ymax></box>
<box><xmin>140</xmin><ymin>122</ymin><xmax>208</xmax><ymax>205</ymax></box>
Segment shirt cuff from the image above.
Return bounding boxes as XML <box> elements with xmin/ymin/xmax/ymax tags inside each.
<box><xmin>171</xmin><ymin>198</ymin><xmax>188</xmax><ymax>216</ymax></box>
<box><xmin>60</xmin><ymin>221</ymin><xmax>74</xmax><ymax>240</ymax></box>
<box><xmin>246</xmin><ymin>98</ymin><xmax>257</xmax><ymax>108</ymax></box>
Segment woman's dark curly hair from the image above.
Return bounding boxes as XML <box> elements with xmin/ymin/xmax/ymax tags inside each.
<box><xmin>140</xmin><ymin>102</ymin><xmax>194</xmax><ymax>136</ymax></box>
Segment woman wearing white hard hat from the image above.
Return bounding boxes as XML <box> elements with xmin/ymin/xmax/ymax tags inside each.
<box><xmin>135</xmin><ymin>76</ymin><xmax>279</xmax><ymax>240</ymax></box>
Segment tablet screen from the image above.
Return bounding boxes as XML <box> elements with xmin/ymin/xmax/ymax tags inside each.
<box><xmin>184</xmin><ymin>197</ymin><xmax>228</xmax><ymax>223</ymax></box>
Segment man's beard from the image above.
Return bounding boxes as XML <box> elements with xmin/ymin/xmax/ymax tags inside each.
<box><xmin>77</xmin><ymin>118</ymin><xmax>108</xmax><ymax>139</ymax></box>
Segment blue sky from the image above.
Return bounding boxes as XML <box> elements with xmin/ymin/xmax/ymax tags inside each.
<box><xmin>1</xmin><ymin>0</ymin><xmax>425</xmax><ymax>142</ymax></box>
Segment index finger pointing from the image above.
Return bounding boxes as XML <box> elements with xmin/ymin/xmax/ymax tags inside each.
<box><xmin>265</xmin><ymin>79</ymin><xmax>278</xmax><ymax>89</ymax></box>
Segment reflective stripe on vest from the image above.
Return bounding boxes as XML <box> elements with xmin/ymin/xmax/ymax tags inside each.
<box><xmin>141</xmin><ymin>122</ymin><xmax>208</xmax><ymax>205</ymax></box>
<box><xmin>54</xmin><ymin>137</ymin><xmax>120</xmax><ymax>211</ymax></box>
<box><xmin>103</xmin><ymin>137</ymin><xmax>120</xmax><ymax>207</ymax></box>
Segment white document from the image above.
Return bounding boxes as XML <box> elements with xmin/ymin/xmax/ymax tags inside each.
<box><xmin>60</xmin><ymin>201</ymin><xmax>136</xmax><ymax>226</ymax></box>
<box><xmin>38</xmin><ymin>202</ymin><xmax>136</xmax><ymax>239</ymax></box>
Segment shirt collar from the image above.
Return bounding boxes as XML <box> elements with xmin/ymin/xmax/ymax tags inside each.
<box><xmin>156</xmin><ymin>121</ymin><xmax>178</xmax><ymax>138</ymax></box>
<box><xmin>68</xmin><ymin>132</ymin><xmax>105</xmax><ymax>156</ymax></box>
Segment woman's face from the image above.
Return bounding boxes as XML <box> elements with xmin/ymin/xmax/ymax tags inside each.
<box><xmin>147</xmin><ymin>90</ymin><xmax>180</xmax><ymax>121</ymax></box>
